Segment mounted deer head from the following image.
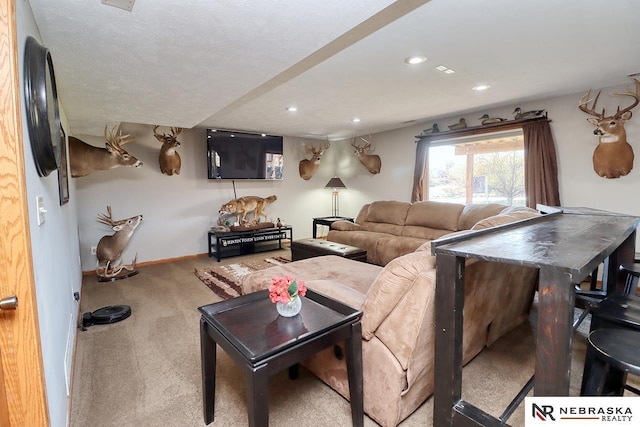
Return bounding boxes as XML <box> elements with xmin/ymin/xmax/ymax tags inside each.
<box><xmin>351</xmin><ymin>135</ymin><xmax>381</xmax><ymax>174</ymax></box>
<box><xmin>298</xmin><ymin>139</ymin><xmax>330</xmax><ymax>180</ymax></box>
<box><xmin>152</xmin><ymin>125</ymin><xmax>183</xmax><ymax>176</ymax></box>
<box><xmin>578</xmin><ymin>78</ymin><xmax>640</xmax><ymax>178</ymax></box>
<box><xmin>95</xmin><ymin>206</ymin><xmax>143</xmax><ymax>279</ymax></box>
<box><xmin>69</xmin><ymin>125</ymin><xmax>141</xmax><ymax>177</ymax></box>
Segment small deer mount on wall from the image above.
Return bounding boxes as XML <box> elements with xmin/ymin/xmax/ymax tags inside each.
<box><xmin>351</xmin><ymin>135</ymin><xmax>381</xmax><ymax>174</ymax></box>
<box><xmin>69</xmin><ymin>125</ymin><xmax>142</xmax><ymax>177</ymax></box>
<box><xmin>152</xmin><ymin>125</ymin><xmax>183</xmax><ymax>176</ymax></box>
<box><xmin>578</xmin><ymin>78</ymin><xmax>640</xmax><ymax>179</ymax></box>
<box><xmin>298</xmin><ymin>139</ymin><xmax>330</xmax><ymax>180</ymax></box>
<box><xmin>95</xmin><ymin>206</ymin><xmax>143</xmax><ymax>281</ymax></box>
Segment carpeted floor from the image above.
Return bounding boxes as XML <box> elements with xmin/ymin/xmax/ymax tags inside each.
<box><xmin>194</xmin><ymin>256</ymin><xmax>290</xmax><ymax>299</ymax></box>
<box><xmin>70</xmin><ymin>249</ymin><xmax>597</xmax><ymax>427</ymax></box>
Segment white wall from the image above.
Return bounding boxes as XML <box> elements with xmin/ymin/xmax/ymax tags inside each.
<box><xmin>75</xmin><ymin>81</ymin><xmax>640</xmax><ymax>270</ymax></box>
<box><xmin>17</xmin><ymin>2</ymin><xmax>83</xmax><ymax>426</ymax></box>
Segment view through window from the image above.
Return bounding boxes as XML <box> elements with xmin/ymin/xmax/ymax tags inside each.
<box><xmin>428</xmin><ymin>130</ymin><xmax>525</xmax><ymax>206</ymax></box>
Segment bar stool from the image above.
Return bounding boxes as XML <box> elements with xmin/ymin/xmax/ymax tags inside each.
<box><xmin>620</xmin><ymin>263</ymin><xmax>640</xmax><ymax>295</ymax></box>
<box><xmin>581</xmin><ymin>328</ymin><xmax>640</xmax><ymax>396</ymax></box>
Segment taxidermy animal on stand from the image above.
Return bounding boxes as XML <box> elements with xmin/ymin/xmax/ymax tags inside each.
<box><xmin>219</xmin><ymin>195</ymin><xmax>277</xmax><ymax>224</ymax></box>
<box><xmin>578</xmin><ymin>78</ymin><xmax>640</xmax><ymax>179</ymax></box>
<box><xmin>95</xmin><ymin>206</ymin><xmax>143</xmax><ymax>280</ymax></box>
<box><xmin>351</xmin><ymin>135</ymin><xmax>381</xmax><ymax>174</ymax></box>
<box><xmin>298</xmin><ymin>139</ymin><xmax>330</xmax><ymax>180</ymax></box>
<box><xmin>152</xmin><ymin>125</ymin><xmax>183</xmax><ymax>175</ymax></box>
<box><xmin>69</xmin><ymin>125</ymin><xmax>142</xmax><ymax>177</ymax></box>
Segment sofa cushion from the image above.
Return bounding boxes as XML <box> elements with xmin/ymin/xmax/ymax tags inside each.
<box><xmin>457</xmin><ymin>203</ymin><xmax>506</xmax><ymax>230</ymax></box>
<box><xmin>471</xmin><ymin>206</ymin><xmax>539</xmax><ymax>230</ymax></box>
<box><xmin>405</xmin><ymin>201</ymin><xmax>464</xmax><ymax>231</ymax></box>
<box><xmin>365</xmin><ymin>201</ymin><xmax>411</xmax><ymax>226</ymax></box>
<box><xmin>240</xmin><ymin>255</ymin><xmax>382</xmax><ymax>295</ymax></box>
<box><xmin>375</xmin><ymin>236</ymin><xmax>428</xmax><ymax>267</ymax></box>
<box><xmin>354</xmin><ymin>204</ymin><xmax>370</xmax><ymax>224</ymax></box>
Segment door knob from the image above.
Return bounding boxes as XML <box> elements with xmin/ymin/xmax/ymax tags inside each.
<box><xmin>0</xmin><ymin>295</ymin><xmax>18</xmax><ymax>310</ymax></box>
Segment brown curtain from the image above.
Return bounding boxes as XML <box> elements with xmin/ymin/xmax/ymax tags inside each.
<box><xmin>523</xmin><ymin>120</ymin><xmax>561</xmax><ymax>208</ymax></box>
<box><xmin>411</xmin><ymin>140</ymin><xmax>429</xmax><ymax>201</ymax></box>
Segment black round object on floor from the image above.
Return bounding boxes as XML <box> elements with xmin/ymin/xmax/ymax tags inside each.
<box><xmin>81</xmin><ymin>305</ymin><xmax>131</xmax><ymax>330</ymax></box>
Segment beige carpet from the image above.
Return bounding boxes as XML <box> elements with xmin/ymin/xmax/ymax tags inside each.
<box><xmin>194</xmin><ymin>256</ymin><xmax>290</xmax><ymax>299</ymax></box>
<box><xmin>70</xmin><ymin>249</ymin><xmax>595</xmax><ymax>427</ymax></box>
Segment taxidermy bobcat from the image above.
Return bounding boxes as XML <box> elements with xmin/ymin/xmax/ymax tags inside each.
<box><xmin>218</xmin><ymin>195</ymin><xmax>277</xmax><ymax>224</ymax></box>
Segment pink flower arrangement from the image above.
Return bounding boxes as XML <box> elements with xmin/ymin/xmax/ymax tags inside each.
<box><xmin>268</xmin><ymin>275</ymin><xmax>307</xmax><ymax>304</ymax></box>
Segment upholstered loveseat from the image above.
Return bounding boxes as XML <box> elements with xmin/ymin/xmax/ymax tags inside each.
<box><xmin>241</xmin><ymin>204</ymin><xmax>540</xmax><ymax>426</ymax></box>
<box><xmin>328</xmin><ymin>200</ymin><xmax>510</xmax><ymax>266</ymax></box>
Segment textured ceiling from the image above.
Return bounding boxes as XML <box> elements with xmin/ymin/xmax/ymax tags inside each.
<box><xmin>27</xmin><ymin>0</ymin><xmax>640</xmax><ymax>140</ymax></box>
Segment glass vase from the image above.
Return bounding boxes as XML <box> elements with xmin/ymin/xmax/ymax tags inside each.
<box><xmin>276</xmin><ymin>295</ymin><xmax>302</xmax><ymax>317</ymax></box>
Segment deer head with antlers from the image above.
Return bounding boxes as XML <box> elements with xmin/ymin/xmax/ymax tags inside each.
<box><xmin>578</xmin><ymin>78</ymin><xmax>640</xmax><ymax>178</ymax></box>
<box><xmin>69</xmin><ymin>125</ymin><xmax>141</xmax><ymax>177</ymax></box>
<box><xmin>95</xmin><ymin>206</ymin><xmax>143</xmax><ymax>279</ymax></box>
<box><xmin>152</xmin><ymin>125</ymin><xmax>183</xmax><ymax>176</ymax></box>
<box><xmin>351</xmin><ymin>135</ymin><xmax>381</xmax><ymax>174</ymax></box>
<box><xmin>298</xmin><ymin>139</ymin><xmax>330</xmax><ymax>180</ymax></box>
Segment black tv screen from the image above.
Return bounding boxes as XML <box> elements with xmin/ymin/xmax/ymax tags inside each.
<box><xmin>207</xmin><ymin>129</ymin><xmax>283</xmax><ymax>180</ymax></box>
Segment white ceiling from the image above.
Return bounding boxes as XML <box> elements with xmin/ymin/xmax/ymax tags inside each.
<box><xmin>27</xmin><ymin>0</ymin><xmax>640</xmax><ymax>140</ymax></box>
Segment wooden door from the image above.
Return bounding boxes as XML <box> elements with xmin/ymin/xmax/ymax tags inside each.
<box><xmin>0</xmin><ymin>0</ymin><xmax>49</xmax><ymax>425</ymax></box>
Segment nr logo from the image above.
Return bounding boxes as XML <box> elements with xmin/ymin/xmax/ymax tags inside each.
<box><xmin>532</xmin><ymin>403</ymin><xmax>556</xmax><ymax>421</ymax></box>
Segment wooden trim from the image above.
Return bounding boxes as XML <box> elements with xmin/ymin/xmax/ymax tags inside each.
<box><xmin>415</xmin><ymin>116</ymin><xmax>550</xmax><ymax>143</ymax></box>
<box><xmin>0</xmin><ymin>0</ymin><xmax>49</xmax><ymax>425</ymax></box>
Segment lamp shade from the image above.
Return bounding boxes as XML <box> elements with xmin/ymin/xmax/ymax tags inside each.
<box><xmin>325</xmin><ymin>177</ymin><xmax>346</xmax><ymax>189</ymax></box>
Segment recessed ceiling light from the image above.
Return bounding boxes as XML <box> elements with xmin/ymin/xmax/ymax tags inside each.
<box><xmin>472</xmin><ymin>84</ymin><xmax>490</xmax><ymax>91</ymax></box>
<box><xmin>352</xmin><ymin>118</ymin><xmax>361</xmax><ymax>123</ymax></box>
<box><xmin>261</xmin><ymin>133</ymin><xmax>266</xmax><ymax>137</ymax></box>
<box><xmin>436</xmin><ymin>65</ymin><xmax>455</xmax><ymax>74</ymax></box>
<box><xmin>404</xmin><ymin>56</ymin><xmax>427</xmax><ymax>65</ymax></box>
<box><xmin>286</xmin><ymin>106</ymin><xmax>298</xmax><ymax>112</ymax></box>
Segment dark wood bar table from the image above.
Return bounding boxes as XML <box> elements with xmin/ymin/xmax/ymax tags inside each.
<box><xmin>431</xmin><ymin>209</ymin><xmax>640</xmax><ymax>426</ymax></box>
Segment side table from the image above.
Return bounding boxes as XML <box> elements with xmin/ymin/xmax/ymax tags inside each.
<box><xmin>312</xmin><ymin>216</ymin><xmax>354</xmax><ymax>238</ymax></box>
<box><xmin>198</xmin><ymin>289</ymin><xmax>364</xmax><ymax>427</ymax></box>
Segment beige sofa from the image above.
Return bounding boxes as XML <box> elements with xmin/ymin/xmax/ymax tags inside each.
<box><xmin>328</xmin><ymin>200</ymin><xmax>509</xmax><ymax>266</ymax></box>
<box><xmin>241</xmin><ymin>204</ymin><xmax>540</xmax><ymax>427</ymax></box>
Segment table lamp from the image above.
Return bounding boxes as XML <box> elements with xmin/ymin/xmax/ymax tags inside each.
<box><xmin>325</xmin><ymin>177</ymin><xmax>346</xmax><ymax>217</ymax></box>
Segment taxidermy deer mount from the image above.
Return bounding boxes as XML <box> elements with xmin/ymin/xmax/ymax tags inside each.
<box><xmin>95</xmin><ymin>206</ymin><xmax>143</xmax><ymax>280</ymax></box>
<box><xmin>69</xmin><ymin>125</ymin><xmax>141</xmax><ymax>177</ymax></box>
<box><xmin>351</xmin><ymin>135</ymin><xmax>381</xmax><ymax>174</ymax></box>
<box><xmin>152</xmin><ymin>125</ymin><xmax>183</xmax><ymax>176</ymax></box>
<box><xmin>578</xmin><ymin>78</ymin><xmax>640</xmax><ymax>178</ymax></box>
<box><xmin>298</xmin><ymin>139</ymin><xmax>330</xmax><ymax>180</ymax></box>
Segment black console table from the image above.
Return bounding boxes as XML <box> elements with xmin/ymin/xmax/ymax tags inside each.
<box><xmin>208</xmin><ymin>226</ymin><xmax>292</xmax><ymax>262</ymax></box>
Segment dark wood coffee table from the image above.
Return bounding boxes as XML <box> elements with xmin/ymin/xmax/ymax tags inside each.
<box><xmin>198</xmin><ymin>289</ymin><xmax>363</xmax><ymax>427</ymax></box>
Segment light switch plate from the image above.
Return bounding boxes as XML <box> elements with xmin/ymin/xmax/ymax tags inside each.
<box><xmin>36</xmin><ymin>195</ymin><xmax>46</xmax><ymax>225</ymax></box>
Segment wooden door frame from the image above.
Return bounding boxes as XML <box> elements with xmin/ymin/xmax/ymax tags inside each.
<box><xmin>0</xmin><ymin>0</ymin><xmax>49</xmax><ymax>425</ymax></box>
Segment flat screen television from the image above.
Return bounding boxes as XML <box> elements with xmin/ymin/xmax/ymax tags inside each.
<box><xmin>207</xmin><ymin>129</ymin><xmax>283</xmax><ymax>180</ymax></box>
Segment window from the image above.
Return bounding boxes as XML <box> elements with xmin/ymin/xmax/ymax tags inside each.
<box><xmin>427</xmin><ymin>130</ymin><xmax>525</xmax><ymax>206</ymax></box>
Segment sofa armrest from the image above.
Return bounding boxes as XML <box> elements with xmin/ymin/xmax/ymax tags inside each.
<box><xmin>330</xmin><ymin>220</ymin><xmax>361</xmax><ymax>232</ymax></box>
<box><xmin>359</xmin><ymin>251</ymin><xmax>437</xmax><ymax>373</ymax></box>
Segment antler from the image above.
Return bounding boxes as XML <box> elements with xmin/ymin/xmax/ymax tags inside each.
<box><xmin>96</xmin><ymin>206</ymin><xmax>115</xmax><ymax>227</ymax></box>
<box><xmin>96</xmin><ymin>206</ymin><xmax>126</xmax><ymax>228</ymax></box>
<box><xmin>351</xmin><ymin>135</ymin><xmax>371</xmax><ymax>151</ymax></box>
<box><xmin>153</xmin><ymin>125</ymin><xmax>183</xmax><ymax>139</ymax></box>
<box><xmin>104</xmin><ymin>125</ymin><xmax>135</xmax><ymax>148</ymax></box>
<box><xmin>578</xmin><ymin>90</ymin><xmax>604</xmax><ymax>118</ymax></box>
<box><xmin>612</xmin><ymin>78</ymin><xmax>640</xmax><ymax>118</ymax></box>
